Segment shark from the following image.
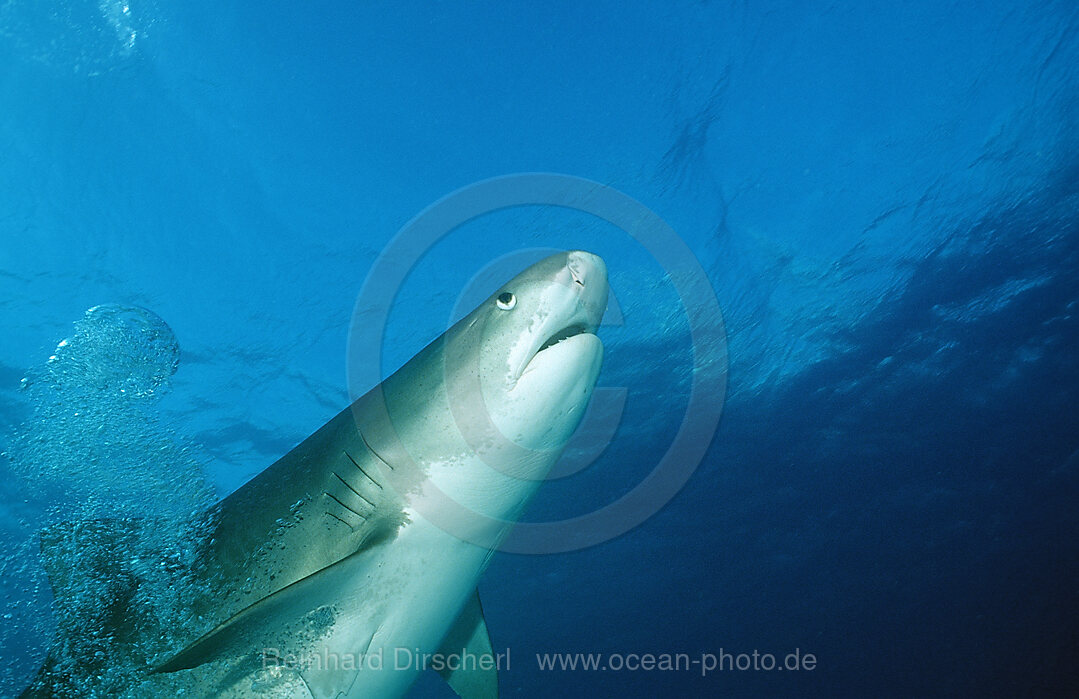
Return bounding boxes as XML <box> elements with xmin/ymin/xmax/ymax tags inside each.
<box><xmin>22</xmin><ymin>250</ymin><xmax>608</xmax><ymax>699</ymax></box>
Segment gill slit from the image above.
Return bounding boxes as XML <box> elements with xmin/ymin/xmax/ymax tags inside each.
<box><xmin>324</xmin><ymin>491</ymin><xmax>367</xmax><ymax>520</ymax></box>
<box><xmin>325</xmin><ymin>511</ymin><xmax>355</xmax><ymax>530</ymax></box>
<box><xmin>359</xmin><ymin>429</ymin><xmax>395</xmax><ymax>470</ymax></box>
<box><xmin>333</xmin><ymin>471</ymin><xmax>376</xmax><ymax>508</ymax></box>
<box><xmin>344</xmin><ymin>450</ymin><xmax>385</xmax><ymax>488</ymax></box>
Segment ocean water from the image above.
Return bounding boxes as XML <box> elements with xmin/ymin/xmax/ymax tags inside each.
<box><xmin>1</xmin><ymin>1</ymin><xmax>1077</xmax><ymax>697</ymax></box>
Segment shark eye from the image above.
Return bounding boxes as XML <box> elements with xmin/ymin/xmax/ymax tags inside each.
<box><xmin>496</xmin><ymin>292</ymin><xmax>517</xmax><ymax>310</ymax></box>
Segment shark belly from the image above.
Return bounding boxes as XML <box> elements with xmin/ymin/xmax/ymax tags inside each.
<box><xmin>220</xmin><ymin>449</ymin><xmax>512</xmax><ymax>699</ymax></box>
<box><xmin>300</xmin><ymin>511</ymin><xmax>490</xmax><ymax>698</ymax></box>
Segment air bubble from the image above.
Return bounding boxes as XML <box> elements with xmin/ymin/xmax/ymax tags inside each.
<box><xmin>42</xmin><ymin>304</ymin><xmax>180</xmax><ymax>400</ymax></box>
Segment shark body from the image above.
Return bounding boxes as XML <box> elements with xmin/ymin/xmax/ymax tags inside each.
<box><xmin>23</xmin><ymin>251</ymin><xmax>607</xmax><ymax>699</ymax></box>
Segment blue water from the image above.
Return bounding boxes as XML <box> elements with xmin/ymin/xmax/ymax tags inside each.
<box><xmin>1</xmin><ymin>1</ymin><xmax>1077</xmax><ymax>697</ymax></box>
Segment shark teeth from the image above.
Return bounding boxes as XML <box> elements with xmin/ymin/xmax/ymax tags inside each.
<box><xmin>536</xmin><ymin>324</ymin><xmax>588</xmax><ymax>354</ymax></box>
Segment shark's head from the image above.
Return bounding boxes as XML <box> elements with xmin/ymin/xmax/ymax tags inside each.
<box><xmin>444</xmin><ymin>250</ymin><xmax>608</xmax><ymax>455</ymax></box>
<box><xmin>373</xmin><ymin>250</ymin><xmax>607</xmax><ymax>524</ymax></box>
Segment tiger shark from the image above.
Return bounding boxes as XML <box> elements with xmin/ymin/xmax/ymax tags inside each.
<box><xmin>22</xmin><ymin>250</ymin><xmax>608</xmax><ymax>699</ymax></box>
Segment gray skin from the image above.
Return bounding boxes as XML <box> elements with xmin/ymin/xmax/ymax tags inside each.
<box><xmin>23</xmin><ymin>250</ymin><xmax>608</xmax><ymax>699</ymax></box>
<box><xmin>189</xmin><ymin>250</ymin><xmax>607</xmax><ymax>629</ymax></box>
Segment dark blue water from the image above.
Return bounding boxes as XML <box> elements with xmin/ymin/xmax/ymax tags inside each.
<box><xmin>1</xmin><ymin>1</ymin><xmax>1077</xmax><ymax>697</ymax></box>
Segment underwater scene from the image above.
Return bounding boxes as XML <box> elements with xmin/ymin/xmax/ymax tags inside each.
<box><xmin>1</xmin><ymin>2</ymin><xmax>1077</xmax><ymax>697</ymax></box>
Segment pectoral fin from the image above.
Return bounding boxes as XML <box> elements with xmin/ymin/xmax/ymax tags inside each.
<box><xmin>436</xmin><ymin>590</ymin><xmax>498</xmax><ymax>699</ymax></box>
<box><xmin>153</xmin><ymin>547</ymin><xmax>372</xmax><ymax>675</ymax></box>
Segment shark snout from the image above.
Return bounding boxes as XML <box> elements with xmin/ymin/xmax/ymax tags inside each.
<box><xmin>567</xmin><ymin>250</ymin><xmax>602</xmax><ymax>287</ymax></box>
<box><xmin>566</xmin><ymin>250</ymin><xmax>608</xmax><ymax>328</ymax></box>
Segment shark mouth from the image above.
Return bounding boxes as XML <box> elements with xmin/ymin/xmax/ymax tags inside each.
<box><xmin>535</xmin><ymin>323</ymin><xmax>590</xmax><ymax>355</ymax></box>
<box><xmin>516</xmin><ymin>322</ymin><xmax>595</xmax><ymax>381</ymax></box>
